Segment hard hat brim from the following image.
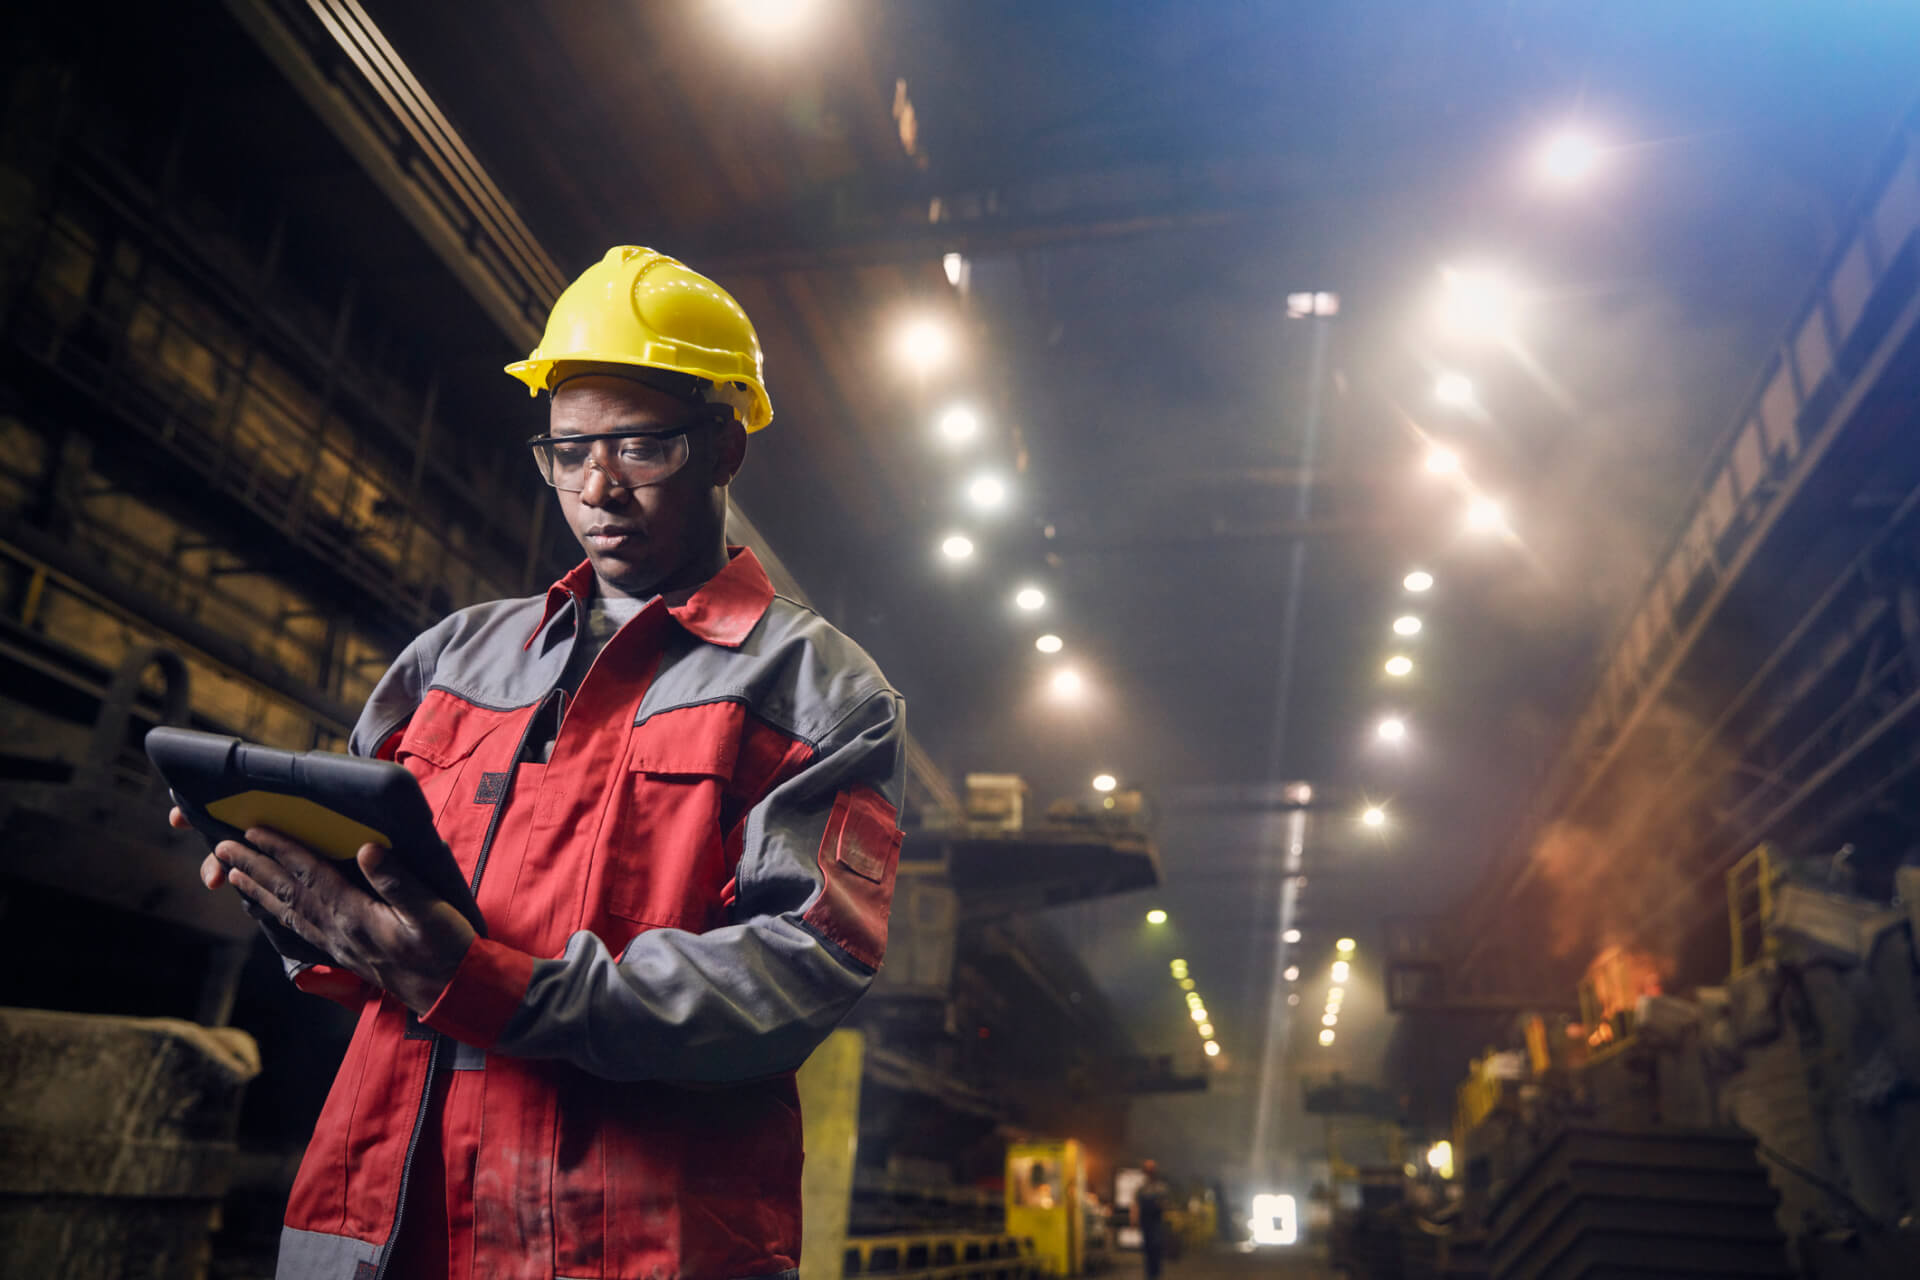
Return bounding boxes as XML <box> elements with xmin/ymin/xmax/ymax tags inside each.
<box><xmin>504</xmin><ymin>356</ymin><xmax>773</xmax><ymax>432</ymax></box>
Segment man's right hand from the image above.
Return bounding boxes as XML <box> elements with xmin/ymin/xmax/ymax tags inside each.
<box><xmin>175</xmin><ymin>806</ymin><xmax>333</xmax><ymax>965</ymax></box>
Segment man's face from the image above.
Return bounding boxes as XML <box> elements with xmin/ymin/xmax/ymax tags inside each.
<box><xmin>547</xmin><ymin>373</ymin><xmax>745</xmax><ymax>598</ymax></box>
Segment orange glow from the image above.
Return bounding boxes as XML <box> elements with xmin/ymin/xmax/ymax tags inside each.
<box><xmin>1586</xmin><ymin>946</ymin><xmax>1663</xmax><ymax>1021</ymax></box>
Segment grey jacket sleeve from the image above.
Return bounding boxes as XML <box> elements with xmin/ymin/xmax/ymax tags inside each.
<box><xmin>419</xmin><ymin>688</ymin><xmax>907</xmax><ymax>1083</ymax></box>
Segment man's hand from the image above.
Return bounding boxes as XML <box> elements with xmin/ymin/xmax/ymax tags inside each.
<box><xmin>177</xmin><ymin>808</ymin><xmax>475</xmax><ymax>1014</ymax></box>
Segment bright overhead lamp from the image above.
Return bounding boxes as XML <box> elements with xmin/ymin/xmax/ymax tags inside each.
<box><xmin>1282</xmin><ymin>928</ymin><xmax>1301</xmax><ymax>944</ymax></box>
<box><xmin>895</xmin><ymin>315</ymin><xmax>954</xmax><ymax>374</ymax></box>
<box><xmin>725</xmin><ymin>0</ymin><xmax>820</xmax><ymax>43</ymax></box>
<box><xmin>1049</xmin><ymin>668</ymin><xmax>1084</xmax><ymax>699</ymax></box>
<box><xmin>1424</xmin><ymin>446</ymin><xmax>1461</xmax><ymax>476</ymax></box>
<box><xmin>1190</xmin><ymin>1007</ymin><xmax>1208</xmax><ymax>1023</ymax></box>
<box><xmin>1146</xmin><ymin>908</ymin><xmax>1167</xmax><ymax>925</ymax></box>
<box><xmin>1180</xmin><ymin>977</ymin><xmax>1196</xmax><ymax>990</ymax></box>
<box><xmin>1283</xmin><ymin>965</ymin><xmax>1300</xmax><ymax>983</ymax></box>
<box><xmin>1392</xmin><ymin>615</ymin><xmax>1423</xmax><ymax>637</ymax></box>
<box><xmin>1403</xmin><ymin>570</ymin><xmax>1434</xmax><ymax>593</ymax></box>
<box><xmin>1094</xmin><ymin>773</ymin><xmax>1118</xmax><ymax>793</ymax></box>
<box><xmin>1328</xmin><ymin>986</ymin><xmax>1344</xmax><ymax>1001</ymax></box>
<box><xmin>1322</xmin><ymin>1013</ymin><xmax>1338</xmax><ymax>1027</ymax></box>
<box><xmin>1170</xmin><ymin>958</ymin><xmax>1188</xmax><ymax>974</ymax></box>
<box><xmin>1537</xmin><ymin>129</ymin><xmax>1603</xmax><ymax>187</ymax></box>
<box><xmin>1377</xmin><ymin>717</ymin><xmax>1408</xmax><ymax>743</ymax></box>
<box><xmin>1435</xmin><ymin>371</ymin><xmax>1476</xmax><ymax>408</ymax></box>
<box><xmin>1204</xmin><ymin>1040</ymin><xmax>1221</xmax><ymax>1057</ymax></box>
<box><xmin>1336</xmin><ymin>938</ymin><xmax>1356</xmax><ymax>954</ymax></box>
<box><xmin>1198</xmin><ymin>1022</ymin><xmax>1214</xmax><ymax>1037</ymax></box>
<box><xmin>966</xmin><ymin>473</ymin><xmax>1008</xmax><ymax>510</ymax></box>
<box><xmin>939</xmin><ymin>533</ymin><xmax>974</xmax><ymax>561</ymax></box>
<box><xmin>1384</xmin><ymin>655</ymin><xmax>1413</xmax><ymax>678</ymax></box>
<box><xmin>1331</xmin><ymin>960</ymin><xmax>1351</xmax><ymax>983</ymax></box>
<box><xmin>1436</xmin><ymin>266</ymin><xmax>1520</xmax><ymax>342</ymax></box>
<box><xmin>1361</xmin><ymin>806</ymin><xmax>1387</xmax><ymax>828</ymax></box>
<box><xmin>942</xmin><ymin>252</ymin><xmax>968</xmax><ymax>287</ymax></box>
<box><xmin>1185</xmin><ymin>992</ymin><xmax>1204</xmax><ymax>1007</ymax></box>
<box><xmin>935</xmin><ymin>405</ymin><xmax>980</xmax><ymax>446</ymax></box>
<box><xmin>1287</xmin><ymin>993</ymin><xmax>1301</xmax><ymax>1006</ymax></box>
<box><xmin>1034</xmin><ymin>633</ymin><xmax>1064</xmax><ymax>654</ymax></box>
<box><xmin>1466</xmin><ymin>497</ymin><xmax>1507</xmax><ymax>533</ymax></box>
<box><xmin>1318</xmin><ymin>1028</ymin><xmax>1336</xmax><ymax>1046</ymax></box>
<box><xmin>1014</xmin><ymin>586</ymin><xmax>1046</xmax><ymax>611</ymax></box>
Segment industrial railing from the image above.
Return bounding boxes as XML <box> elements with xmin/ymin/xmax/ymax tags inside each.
<box><xmin>842</xmin><ymin>1234</ymin><xmax>1039</xmax><ymax>1280</ymax></box>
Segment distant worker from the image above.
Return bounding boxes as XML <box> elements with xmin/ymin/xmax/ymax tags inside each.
<box><xmin>178</xmin><ymin>246</ymin><xmax>907</xmax><ymax>1279</ymax></box>
<box><xmin>1134</xmin><ymin>1158</ymin><xmax>1173</xmax><ymax>1280</ymax></box>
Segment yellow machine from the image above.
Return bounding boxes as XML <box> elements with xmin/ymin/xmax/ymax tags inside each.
<box><xmin>1005</xmin><ymin>1140</ymin><xmax>1086</xmax><ymax>1276</ymax></box>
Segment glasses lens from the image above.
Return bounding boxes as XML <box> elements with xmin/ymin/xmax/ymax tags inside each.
<box><xmin>532</xmin><ymin>431</ymin><xmax>691</xmax><ymax>491</ymax></box>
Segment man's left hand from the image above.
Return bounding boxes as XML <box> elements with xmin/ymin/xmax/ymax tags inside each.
<box><xmin>215</xmin><ymin>827</ymin><xmax>477</xmax><ymax>1015</ymax></box>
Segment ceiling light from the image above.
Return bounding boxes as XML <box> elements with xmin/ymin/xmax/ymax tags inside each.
<box><xmin>1336</xmin><ymin>938</ymin><xmax>1356</xmax><ymax>954</ymax></box>
<box><xmin>1384</xmin><ymin>655</ymin><xmax>1413</xmax><ymax>678</ymax></box>
<box><xmin>1146</xmin><ymin>908</ymin><xmax>1167</xmax><ymax>924</ymax></box>
<box><xmin>1186</xmin><ymin>992</ymin><xmax>1204</xmax><ymax>1007</ymax></box>
<box><xmin>1190</xmin><ymin>1007</ymin><xmax>1208</xmax><ymax>1023</ymax></box>
<box><xmin>1466</xmin><ymin>497</ymin><xmax>1506</xmax><ymax>533</ymax></box>
<box><xmin>1287</xmin><ymin>993</ymin><xmax>1300</xmax><ymax>1006</ymax></box>
<box><xmin>1198</xmin><ymin>1022</ymin><xmax>1214</xmax><ymax>1037</ymax></box>
<box><xmin>1393</xmin><ymin>615</ymin><xmax>1423</xmax><ymax>637</ymax></box>
<box><xmin>1015</xmin><ymin>586</ymin><xmax>1046</xmax><ymax>611</ymax></box>
<box><xmin>1424</xmin><ymin>446</ymin><xmax>1461</xmax><ymax>476</ymax></box>
<box><xmin>1094</xmin><ymin>773</ymin><xmax>1118</xmax><ymax>793</ymax></box>
<box><xmin>895</xmin><ymin>315</ymin><xmax>954</xmax><ymax>374</ymax></box>
<box><xmin>1282</xmin><ymin>928</ymin><xmax>1301</xmax><ymax>944</ymax></box>
<box><xmin>1170</xmin><ymin>958</ymin><xmax>1188</xmax><ymax>974</ymax></box>
<box><xmin>1377</xmin><ymin>717</ymin><xmax>1407</xmax><ymax>743</ymax></box>
<box><xmin>1436</xmin><ymin>266</ymin><xmax>1520</xmax><ymax>342</ymax></box>
<box><xmin>1035</xmin><ymin>633</ymin><xmax>1063</xmax><ymax>654</ymax></box>
<box><xmin>1180</xmin><ymin>978</ymin><xmax>1196</xmax><ymax>990</ymax></box>
<box><xmin>1435</xmin><ymin>372</ymin><xmax>1475</xmax><ymax>408</ymax></box>
<box><xmin>939</xmin><ymin>534</ymin><xmax>974</xmax><ymax>561</ymax></box>
<box><xmin>942</xmin><ymin>252</ymin><xmax>968</xmax><ymax>287</ymax></box>
<box><xmin>1322</xmin><ymin>1013</ymin><xmax>1338</xmax><ymax>1027</ymax></box>
<box><xmin>724</xmin><ymin>0</ymin><xmax>818</xmax><ymax>43</ymax></box>
<box><xmin>935</xmin><ymin>405</ymin><xmax>980</xmax><ymax>446</ymax></box>
<box><xmin>1283</xmin><ymin>965</ymin><xmax>1300</xmax><ymax>982</ymax></box>
<box><xmin>966</xmin><ymin>473</ymin><xmax>1008</xmax><ymax>510</ymax></box>
<box><xmin>1049</xmin><ymin>668</ymin><xmax>1083</xmax><ymax>699</ymax></box>
<box><xmin>1362</xmin><ymin>806</ymin><xmax>1387</xmax><ymax>828</ymax></box>
<box><xmin>1403</xmin><ymin>571</ymin><xmax>1434</xmax><ymax>593</ymax></box>
<box><xmin>1537</xmin><ymin>129</ymin><xmax>1603</xmax><ymax>187</ymax></box>
<box><xmin>1331</xmin><ymin>960</ymin><xmax>1351</xmax><ymax>983</ymax></box>
<box><xmin>1328</xmin><ymin>986</ymin><xmax>1344</xmax><ymax>1001</ymax></box>
<box><xmin>1204</xmin><ymin>1040</ymin><xmax>1221</xmax><ymax>1057</ymax></box>
<box><xmin>1319</xmin><ymin>1028</ymin><xmax>1335</xmax><ymax>1046</ymax></box>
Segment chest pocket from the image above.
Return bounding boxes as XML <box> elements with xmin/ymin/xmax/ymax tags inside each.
<box><xmin>596</xmin><ymin>701</ymin><xmax>746</xmax><ymax>930</ymax></box>
<box><xmin>393</xmin><ymin>689</ymin><xmax>515</xmax><ymax>827</ymax></box>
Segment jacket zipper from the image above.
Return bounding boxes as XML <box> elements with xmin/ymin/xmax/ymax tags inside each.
<box><xmin>373</xmin><ymin>655</ymin><xmax>564</xmax><ymax>1279</ymax></box>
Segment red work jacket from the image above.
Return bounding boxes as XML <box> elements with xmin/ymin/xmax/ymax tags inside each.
<box><xmin>275</xmin><ymin>548</ymin><xmax>905</xmax><ymax>1280</ymax></box>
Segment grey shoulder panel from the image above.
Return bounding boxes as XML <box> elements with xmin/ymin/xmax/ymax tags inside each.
<box><xmin>412</xmin><ymin>594</ymin><xmax>573</xmax><ymax>710</ymax></box>
<box><xmin>639</xmin><ymin>595</ymin><xmax>896</xmax><ymax>746</ymax></box>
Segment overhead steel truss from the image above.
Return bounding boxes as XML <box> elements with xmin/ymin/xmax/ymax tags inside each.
<box><xmin>1448</xmin><ymin>103</ymin><xmax>1920</xmax><ymax>985</ymax></box>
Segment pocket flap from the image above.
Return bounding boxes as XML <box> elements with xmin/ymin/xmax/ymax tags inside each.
<box><xmin>829</xmin><ymin>787</ymin><xmax>901</xmax><ymax>883</ymax></box>
<box><xmin>395</xmin><ymin>690</ymin><xmax>508</xmax><ymax>768</ymax></box>
<box><xmin>626</xmin><ymin>701</ymin><xmax>744</xmax><ymax>778</ymax></box>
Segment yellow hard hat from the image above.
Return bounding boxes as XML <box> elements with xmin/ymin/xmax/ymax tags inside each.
<box><xmin>506</xmin><ymin>246</ymin><xmax>773</xmax><ymax>431</ymax></box>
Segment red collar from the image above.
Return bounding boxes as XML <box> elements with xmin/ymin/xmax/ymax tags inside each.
<box><xmin>524</xmin><ymin>546</ymin><xmax>774</xmax><ymax>650</ymax></box>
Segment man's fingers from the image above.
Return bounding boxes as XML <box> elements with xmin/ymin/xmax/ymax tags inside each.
<box><xmin>356</xmin><ymin>844</ymin><xmax>435</xmax><ymax>918</ymax></box>
<box><xmin>169</xmin><ymin>806</ymin><xmax>191</xmax><ymax>831</ymax></box>
<box><xmin>200</xmin><ymin>852</ymin><xmax>230</xmax><ymax>890</ymax></box>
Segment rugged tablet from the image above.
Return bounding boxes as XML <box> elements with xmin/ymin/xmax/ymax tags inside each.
<box><xmin>145</xmin><ymin>726</ymin><xmax>485</xmax><ymax>935</ymax></box>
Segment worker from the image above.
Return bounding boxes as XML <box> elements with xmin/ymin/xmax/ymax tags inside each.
<box><xmin>1133</xmin><ymin>1158</ymin><xmax>1172</xmax><ymax>1280</ymax></box>
<box><xmin>176</xmin><ymin>246</ymin><xmax>907</xmax><ymax>1279</ymax></box>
